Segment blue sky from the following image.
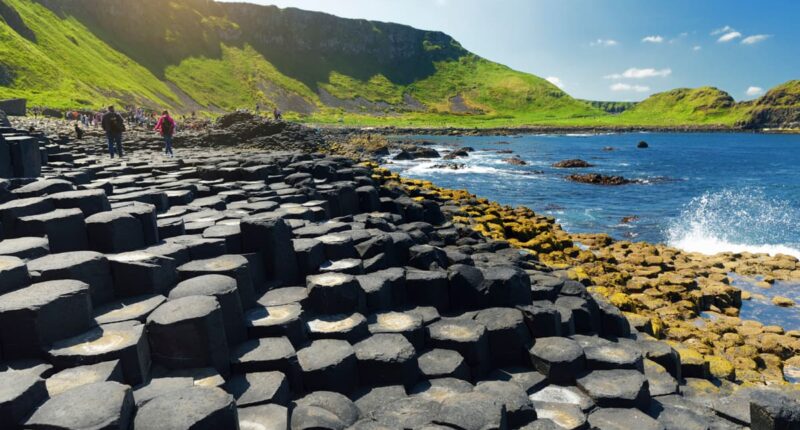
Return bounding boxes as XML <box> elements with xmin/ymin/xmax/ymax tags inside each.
<box><xmin>220</xmin><ymin>0</ymin><xmax>800</xmax><ymax>101</ymax></box>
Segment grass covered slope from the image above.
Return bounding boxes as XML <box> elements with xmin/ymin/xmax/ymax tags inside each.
<box><xmin>0</xmin><ymin>0</ymin><xmax>177</xmax><ymax>108</ymax></box>
<box><xmin>0</xmin><ymin>0</ymin><xmax>599</xmax><ymax>123</ymax></box>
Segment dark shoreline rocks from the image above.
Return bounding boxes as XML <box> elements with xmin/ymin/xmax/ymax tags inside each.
<box><xmin>566</xmin><ymin>173</ymin><xmax>638</xmax><ymax>186</ymax></box>
<box><xmin>553</xmin><ymin>159</ymin><xmax>594</xmax><ymax>168</ymax></box>
<box><xmin>0</xmin><ymin>117</ymin><xmax>791</xmax><ymax>429</ymax></box>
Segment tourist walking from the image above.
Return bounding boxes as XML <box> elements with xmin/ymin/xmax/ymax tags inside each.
<box><xmin>101</xmin><ymin>106</ymin><xmax>126</xmax><ymax>158</ymax></box>
<box><xmin>154</xmin><ymin>110</ymin><xmax>176</xmax><ymax>157</ymax></box>
<box><xmin>273</xmin><ymin>107</ymin><xmax>282</xmax><ymax>121</ymax></box>
<box><xmin>74</xmin><ymin>122</ymin><xmax>84</xmax><ymax>140</ymax></box>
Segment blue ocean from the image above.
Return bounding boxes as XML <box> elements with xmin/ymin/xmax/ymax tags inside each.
<box><xmin>384</xmin><ymin>132</ymin><xmax>800</xmax><ymax>329</ymax></box>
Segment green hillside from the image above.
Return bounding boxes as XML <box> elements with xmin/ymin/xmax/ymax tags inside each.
<box><xmin>0</xmin><ymin>0</ymin><xmax>599</xmax><ymax>124</ymax></box>
<box><xmin>0</xmin><ymin>0</ymin><xmax>797</xmax><ymax>128</ymax></box>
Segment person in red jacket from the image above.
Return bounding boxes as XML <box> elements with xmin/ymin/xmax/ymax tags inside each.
<box><xmin>154</xmin><ymin>110</ymin><xmax>176</xmax><ymax>157</ymax></box>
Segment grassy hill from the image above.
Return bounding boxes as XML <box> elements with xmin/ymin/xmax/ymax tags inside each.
<box><xmin>0</xmin><ymin>0</ymin><xmax>797</xmax><ymax>128</ymax></box>
<box><xmin>0</xmin><ymin>0</ymin><xmax>599</xmax><ymax>124</ymax></box>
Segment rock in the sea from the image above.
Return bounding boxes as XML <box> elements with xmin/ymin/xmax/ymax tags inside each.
<box><xmin>503</xmin><ymin>156</ymin><xmax>528</xmax><ymax>166</ymax></box>
<box><xmin>638</xmin><ymin>141</ymin><xmax>649</xmax><ymax>148</ymax></box>
<box><xmin>443</xmin><ymin>148</ymin><xmax>471</xmax><ymax>160</ymax></box>
<box><xmin>566</xmin><ymin>173</ymin><xmax>636</xmax><ymax>186</ymax></box>
<box><xmin>552</xmin><ymin>159</ymin><xmax>594</xmax><ymax>168</ymax></box>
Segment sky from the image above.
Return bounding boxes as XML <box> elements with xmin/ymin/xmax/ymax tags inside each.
<box><xmin>218</xmin><ymin>0</ymin><xmax>800</xmax><ymax>102</ymax></box>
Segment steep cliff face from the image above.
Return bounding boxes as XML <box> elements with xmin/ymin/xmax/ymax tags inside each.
<box><xmin>740</xmin><ymin>80</ymin><xmax>800</xmax><ymax>129</ymax></box>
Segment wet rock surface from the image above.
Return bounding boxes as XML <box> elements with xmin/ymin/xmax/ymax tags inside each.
<box><xmin>0</xmin><ymin>121</ymin><xmax>791</xmax><ymax>429</ymax></box>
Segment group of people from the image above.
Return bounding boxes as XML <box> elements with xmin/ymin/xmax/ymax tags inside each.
<box><xmin>71</xmin><ymin>102</ymin><xmax>285</xmax><ymax>159</ymax></box>
<box><xmin>98</xmin><ymin>106</ymin><xmax>175</xmax><ymax>158</ymax></box>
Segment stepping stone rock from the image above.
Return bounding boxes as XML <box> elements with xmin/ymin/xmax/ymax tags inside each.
<box><xmin>133</xmin><ymin>376</ymin><xmax>194</xmax><ymax>407</ymax></box>
<box><xmin>16</xmin><ymin>208</ymin><xmax>88</xmax><ymax>253</ymax></box>
<box><xmin>354</xmin><ymin>333</ymin><xmax>419</xmax><ymax>387</ymax></box>
<box><xmin>45</xmin><ymin>360</ymin><xmax>123</xmax><ymax>397</ymax></box>
<box><xmin>108</xmin><ymin>251</ymin><xmax>177</xmax><ymax>298</ymax></box>
<box><xmin>428</xmin><ymin>319</ymin><xmax>489</xmax><ymax>376</ymax></box>
<box><xmin>518</xmin><ymin>304</ymin><xmax>562</xmax><ymax>339</ymax></box>
<box><xmin>367</xmin><ymin>310</ymin><xmax>425</xmax><ymax>350</ymax></box>
<box><xmin>224</xmin><ymin>371</ymin><xmax>290</xmax><ymax>407</ymax></box>
<box><xmin>50</xmin><ymin>189</ymin><xmax>111</xmax><ymax>217</ymax></box>
<box><xmin>25</xmin><ymin>381</ymin><xmax>134</xmax><ymax>430</ymax></box>
<box><xmin>475</xmin><ymin>380</ymin><xmax>536</xmax><ymax>427</ymax></box>
<box><xmin>529</xmin><ymin>385</ymin><xmax>594</xmax><ymax>412</ymax></box>
<box><xmin>85</xmin><ymin>210</ymin><xmax>145</xmax><ymax>253</ymax></box>
<box><xmin>0</xmin><ymin>255</ymin><xmax>29</xmax><ymax>294</ymax></box>
<box><xmin>587</xmin><ymin>407</ymin><xmax>664</xmax><ymax>430</ymax></box>
<box><xmin>584</xmin><ymin>344</ymin><xmax>643</xmax><ymax>371</ymax></box>
<box><xmin>417</xmin><ymin>349</ymin><xmax>470</xmax><ymax>381</ymax></box>
<box><xmin>230</xmin><ymin>337</ymin><xmax>300</xmax><ymax>391</ymax></box>
<box><xmin>357</xmin><ymin>267</ymin><xmax>407</xmax><ymax>312</ymax></box>
<box><xmin>293</xmin><ymin>391</ymin><xmax>360</xmax><ymax>428</ymax></box>
<box><xmin>410</xmin><ymin>378</ymin><xmax>473</xmax><ymax>403</ymax></box>
<box><xmin>133</xmin><ymin>386</ymin><xmax>238</xmax><ymax>430</ymax></box>
<box><xmin>170</xmin><ymin>274</ymin><xmax>246</xmax><ymax>346</ymax></box>
<box><xmin>48</xmin><ymin>320</ymin><xmax>150</xmax><ymax>386</ymax></box>
<box><xmin>0</xmin><ymin>279</ymin><xmax>92</xmax><ymax>359</ymax></box>
<box><xmin>370</xmin><ymin>397</ymin><xmax>441</xmax><ymax>429</ymax></box>
<box><xmin>146</xmin><ymin>296</ymin><xmax>230</xmax><ymax>377</ymax></box>
<box><xmin>27</xmin><ymin>251</ymin><xmax>115</xmax><ymax>305</ymax></box>
<box><xmin>244</xmin><ymin>303</ymin><xmax>307</xmax><ymax>345</ymax></box>
<box><xmin>306</xmin><ymin>272</ymin><xmax>365</xmax><ymax>314</ymax></box>
<box><xmin>529</xmin><ymin>337</ymin><xmax>585</xmax><ymax>385</ymax></box>
<box><xmin>177</xmin><ymin>254</ymin><xmax>256</xmax><ymax>309</ymax></box>
<box><xmin>297</xmin><ymin>339</ymin><xmax>358</xmax><ymax>394</ymax></box>
<box><xmin>241</xmin><ymin>215</ymin><xmax>299</xmax><ymax>285</ymax></box>
<box><xmin>237</xmin><ymin>404</ymin><xmax>288</xmax><ymax>430</ymax></box>
<box><xmin>474</xmin><ymin>307</ymin><xmax>532</xmax><ymax>367</ymax></box>
<box><xmin>489</xmin><ymin>367</ymin><xmax>548</xmax><ymax>395</ymax></box>
<box><xmin>532</xmin><ymin>403</ymin><xmax>586</xmax><ymax>430</ymax></box>
<box><xmin>406</xmin><ymin>269</ymin><xmax>450</xmax><ymax>312</ymax></box>
<box><xmin>0</xmin><ymin>236</ymin><xmax>49</xmax><ymax>260</ymax></box>
<box><xmin>353</xmin><ymin>385</ymin><xmax>408</xmax><ymax>417</ymax></box>
<box><xmin>576</xmin><ymin>369</ymin><xmax>650</xmax><ymax>410</ymax></box>
<box><xmin>435</xmin><ymin>391</ymin><xmax>507</xmax><ymax>430</ymax></box>
<box><xmin>307</xmin><ymin>312</ymin><xmax>369</xmax><ymax>343</ymax></box>
<box><xmin>93</xmin><ymin>294</ymin><xmax>166</xmax><ymax>325</ymax></box>
<box><xmin>480</xmin><ymin>265</ymin><xmax>532</xmax><ymax>307</ymax></box>
<box><xmin>0</xmin><ymin>370</ymin><xmax>48</xmax><ymax>426</ymax></box>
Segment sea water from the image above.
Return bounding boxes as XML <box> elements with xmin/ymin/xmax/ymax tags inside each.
<box><xmin>384</xmin><ymin>132</ymin><xmax>800</xmax><ymax>328</ymax></box>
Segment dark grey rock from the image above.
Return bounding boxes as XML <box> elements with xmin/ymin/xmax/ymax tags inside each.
<box><xmin>170</xmin><ymin>274</ymin><xmax>246</xmax><ymax>346</ymax></box>
<box><xmin>133</xmin><ymin>386</ymin><xmax>238</xmax><ymax>430</ymax></box>
<box><xmin>146</xmin><ymin>296</ymin><xmax>230</xmax><ymax>377</ymax></box>
<box><xmin>48</xmin><ymin>320</ymin><xmax>150</xmax><ymax>386</ymax></box>
<box><xmin>576</xmin><ymin>369</ymin><xmax>650</xmax><ymax>409</ymax></box>
<box><xmin>0</xmin><ymin>279</ymin><xmax>92</xmax><ymax>359</ymax></box>
<box><xmin>297</xmin><ymin>339</ymin><xmax>358</xmax><ymax>394</ymax></box>
<box><xmin>25</xmin><ymin>381</ymin><xmax>134</xmax><ymax>430</ymax></box>
<box><xmin>529</xmin><ymin>337</ymin><xmax>585</xmax><ymax>385</ymax></box>
<box><xmin>225</xmin><ymin>371</ymin><xmax>289</xmax><ymax>407</ymax></box>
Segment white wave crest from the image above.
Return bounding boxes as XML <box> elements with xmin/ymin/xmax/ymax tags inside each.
<box><xmin>666</xmin><ymin>188</ymin><xmax>800</xmax><ymax>259</ymax></box>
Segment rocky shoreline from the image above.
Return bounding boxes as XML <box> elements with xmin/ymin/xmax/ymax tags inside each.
<box><xmin>0</xmin><ymin>116</ymin><xmax>798</xmax><ymax>429</ymax></box>
<box><xmin>321</xmin><ymin>124</ymin><xmax>759</xmax><ymax>138</ymax></box>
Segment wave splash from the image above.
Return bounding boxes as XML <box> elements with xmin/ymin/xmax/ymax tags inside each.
<box><xmin>666</xmin><ymin>188</ymin><xmax>800</xmax><ymax>259</ymax></box>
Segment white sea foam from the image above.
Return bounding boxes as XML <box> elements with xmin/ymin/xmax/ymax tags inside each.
<box><xmin>666</xmin><ymin>188</ymin><xmax>800</xmax><ymax>259</ymax></box>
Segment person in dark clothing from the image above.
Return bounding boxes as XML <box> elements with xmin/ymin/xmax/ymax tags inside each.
<box><xmin>74</xmin><ymin>123</ymin><xmax>84</xmax><ymax>140</ymax></box>
<box><xmin>101</xmin><ymin>106</ymin><xmax>125</xmax><ymax>158</ymax></box>
<box><xmin>154</xmin><ymin>110</ymin><xmax>176</xmax><ymax>157</ymax></box>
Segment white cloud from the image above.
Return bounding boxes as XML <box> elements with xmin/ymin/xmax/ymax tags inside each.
<box><xmin>545</xmin><ymin>76</ymin><xmax>565</xmax><ymax>89</ymax></box>
<box><xmin>717</xmin><ymin>31</ymin><xmax>742</xmax><ymax>43</ymax></box>
<box><xmin>642</xmin><ymin>35</ymin><xmax>664</xmax><ymax>43</ymax></box>
<box><xmin>605</xmin><ymin>67</ymin><xmax>672</xmax><ymax>79</ymax></box>
<box><xmin>742</xmin><ymin>34</ymin><xmax>770</xmax><ymax>45</ymax></box>
<box><xmin>746</xmin><ymin>86</ymin><xmax>765</xmax><ymax>97</ymax></box>
<box><xmin>610</xmin><ymin>83</ymin><xmax>650</xmax><ymax>92</ymax></box>
<box><xmin>711</xmin><ymin>25</ymin><xmax>735</xmax><ymax>35</ymax></box>
<box><xmin>590</xmin><ymin>39</ymin><xmax>618</xmax><ymax>47</ymax></box>
<box><xmin>692</xmin><ymin>45</ymin><xmax>702</xmax><ymax>51</ymax></box>
<box><xmin>434</xmin><ymin>0</ymin><xmax>448</xmax><ymax>5</ymax></box>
